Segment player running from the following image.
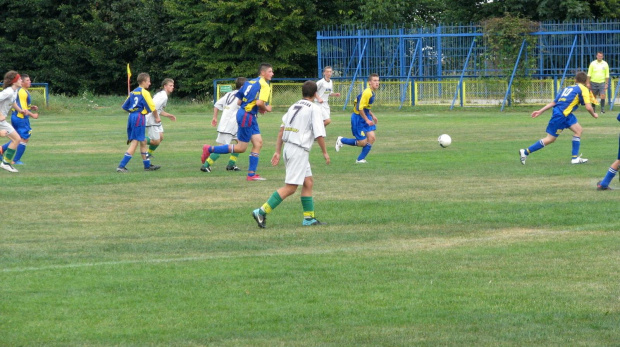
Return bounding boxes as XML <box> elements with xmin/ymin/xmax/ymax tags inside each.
<box><xmin>519</xmin><ymin>71</ymin><xmax>598</xmax><ymax>165</ymax></box>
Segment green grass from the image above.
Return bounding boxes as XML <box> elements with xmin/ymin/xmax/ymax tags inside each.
<box><xmin>1</xmin><ymin>99</ymin><xmax>619</xmax><ymax>346</ymax></box>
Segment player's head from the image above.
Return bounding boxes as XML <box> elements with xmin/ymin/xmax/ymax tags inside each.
<box><xmin>302</xmin><ymin>80</ymin><xmax>317</xmax><ymax>98</ymax></box>
<box><xmin>259</xmin><ymin>63</ymin><xmax>273</xmax><ymax>81</ymax></box>
<box><xmin>161</xmin><ymin>78</ymin><xmax>174</xmax><ymax>94</ymax></box>
<box><xmin>323</xmin><ymin>66</ymin><xmax>333</xmax><ymax>80</ymax></box>
<box><xmin>235</xmin><ymin>77</ymin><xmax>247</xmax><ymax>90</ymax></box>
<box><xmin>597</xmin><ymin>52</ymin><xmax>604</xmax><ymax>61</ymax></box>
<box><xmin>368</xmin><ymin>73</ymin><xmax>380</xmax><ymax>90</ymax></box>
<box><xmin>3</xmin><ymin>70</ymin><xmax>22</xmax><ymax>88</ymax></box>
<box><xmin>137</xmin><ymin>73</ymin><xmax>151</xmax><ymax>87</ymax></box>
<box><xmin>20</xmin><ymin>74</ymin><xmax>31</xmax><ymax>88</ymax></box>
<box><xmin>575</xmin><ymin>71</ymin><xmax>587</xmax><ymax>84</ymax></box>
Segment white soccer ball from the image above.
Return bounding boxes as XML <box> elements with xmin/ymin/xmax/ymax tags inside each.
<box><xmin>438</xmin><ymin>134</ymin><xmax>452</xmax><ymax>148</ymax></box>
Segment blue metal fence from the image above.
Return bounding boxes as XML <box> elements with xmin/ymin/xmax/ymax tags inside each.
<box><xmin>317</xmin><ymin>20</ymin><xmax>620</xmax><ymax>108</ymax></box>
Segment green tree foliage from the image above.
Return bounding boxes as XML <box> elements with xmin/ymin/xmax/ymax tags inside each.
<box><xmin>164</xmin><ymin>0</ymin><xmax>318</xmax><ymax>96</ymax></box>
<box><xmin>1</xmin><ymin>0</ymin><xmax>619</xmax><ymax>96</ymax></box>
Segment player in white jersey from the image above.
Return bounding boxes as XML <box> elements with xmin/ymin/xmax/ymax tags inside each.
<box><xmin>314</xmin><ymin>66</ymin><xmax>340</xmax><ymax>126</ymax></box>
<box><xmin>145</xmin><ymin>78</ymin><xmax>176</xmax><ymax>159</ymax></box>
<box><xmin>252</xmin><ymin>81</ymin><xmax>330</xmax><ymax>228</ymax></box>
<box><xmin>201</xmin><ymin>77</ymin><xmax>246</xmax><ymax>172</ymax></box>
<box><xmin>0</xmin><ymin>71</ymin><xmax>32</xmax><ymax>173</ymax></box>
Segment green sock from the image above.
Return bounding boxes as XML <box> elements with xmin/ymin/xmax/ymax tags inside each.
<box><xmin>261</xmin><ymin>191</ymin><xmax>284</xmax><ymax>215</ymax></box>
<box><xmin>228</xmin><ymin>153</ymin><xmax>238</xmax><ymax>166</ymax></box>
<box><xmin>301</xmin><ymin>196</ymin><xmax>314</xmax><ymax>219</ymax></box>
<box><xmin>3</xmin><ymin>148</ymin><xmax>16</xmax><ymax>163</ymax></box>
<box><xmin>146</xmin><ymin>137</ymin><xmax>151</xmax><ymax>145</ymax></box>
<box><xmin>207</xmin><ymin>153</ymin><xmax>220</xmax><ymax>166</ymax></box>
<box><xmin>149</xmin><ymin>144</ymin><xmax>159</xmax><ymax>153</ymax></box>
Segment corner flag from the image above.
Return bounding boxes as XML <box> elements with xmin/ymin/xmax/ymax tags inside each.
<box><xmin>127</xmin><ymin>64</ymin><xmax>132</xmax><ymax>95</ymax></box>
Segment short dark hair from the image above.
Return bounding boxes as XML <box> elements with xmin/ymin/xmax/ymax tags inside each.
<box><xmin>3</xmin><ymin>70</ymin><xmax>19</xmax><ymax>87</ymax></box>
<box><xmin>137</xmin><ymin>72</ymin><xmax>150</xmax><ymax>84</ymax></box>
<box><xmin>21</xmin><ymin>74</ymin><xmax>30</xmax><ymax>80</ymax></box>
<box><xmin>302</xmin><ymin>80</ymin><xmax>317</xmax><ymax>98</ymax></box>
<box><xmin>369</xmin><ymin>73</ymin><xmax>379</xmax><ymax>80</ymax></box>
<box><xmin>575</xmin><ymin>71</ymin><xmax>587</xmax><ymax>84</ymax></box>
<box><xmin>259</xmin><ymin>63</ymin><xmax>272</xmax><ymax>75</ymax></box>
<box><xmin>235</xmin><ymin>77</ymin><xmax>247</xmax><ymax>90</ymax></box>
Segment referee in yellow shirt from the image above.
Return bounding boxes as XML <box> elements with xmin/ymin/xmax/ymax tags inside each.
<box><xmin>586</xmin><ymin>51</ymin><xmax>610</xmax><ymax>113</ymax></box>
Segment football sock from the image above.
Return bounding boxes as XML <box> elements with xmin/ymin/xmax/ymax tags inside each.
<box><xmin>148</xmin><ymin>144</ymin><xmax>159</xmax><ymax>154</ymax></box>
<box><xmin>141</xmin><ymin>152</ymin><xmax>150</xmax><ymax>168</ymax></box>
<box><xmin>13</xmin><ymin>142</ymin><xmax>26</xmax><ymax>162</ymax></box>
<box><xmin>2</xmin><ymin>147</ymin><xmax>16</xmax><ymax>163</ymax></box>
<box><xmin>571</xmin><ymin>136</ymin><xmax>580</xmax><ymax>158</ymax></box>
<box><xmin>526</xmin><ymin>139</ymin><xmax>545</xmax><ymax>155</ymax></box>
<box><xmin>228</xmin><ymin>153</ymin><xmax>239</xmax><ymax>166</ymax></box>
<box><xmin>119</xmin><ymin>153</ymin><xmax>132</xmax><ymax>168</ymax></box>
<box><xmin>248</xmin><ymin>152</ymin><xmax>259</xmax><ymax>176</ymax></box>
<box><xmin>301</xmin><ymin>196</ymin><xmax>315</xmax><ymax>219</ymax></box>
<box><xmin>206</xmin><ymin>153</ymin><xmax>220</xmax><ymax>167</ymax></box>
<box><xmin>601</xmin><ymin>99</ymin><xmax>606</xmax><ymax>110</ymax></box>
<box><xmin>600</xmin><ymin>167</ymin><xmax>618</xmax><ymax>187</ymax></box>
<box><xmin>341</xmin><ymin>137</ymin><xmax>357</xmax><ymax>146</ymax></box>
<box><xmin>211</xmin><ymin>144</ymin><xmax>232</xmax><ymax>154</ymax></box>
<box><xmin>260</xmin><ymin>191</ymin><xmax>284</xmax><ymax>215</ymax></box>
<box><xmin>357</xmin><ymin>143</ymin><xmax>372</xmax><ymax>161</ymax></box>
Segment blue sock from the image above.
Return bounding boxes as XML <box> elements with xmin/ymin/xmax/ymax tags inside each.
<box><xmin>13</xmin><ymin>142</ymin><xmax>26</xmax><ymax>162</ymax></box>
<box><xmin>526</xmin><ymin>140</ymin><xmax>545</xmax><ymax>155</ymax></box>
<box><xmin>143</xmin><ymin>159</ymin><xmax>151</xmax><ymax>169</ymax></box>
<box><xmin>248</xmin><ymin>152</ymin><xmax>259</xmax><ymax>176</ymax></box>
<box><xmin>600</xmin><ymin>167</ymin><xmax>618</xmax><ymax>188</ymax></box>
<box><xmin>357</xmin><ymin>143</ymin><xmax>372</xmax><ymax>161</ymax></box>
<box><xmin>1</xmin><ymin>142</ymin><xmax>9</xmax><ymax>153</ymax></box>
<box><xmin>571</xmin><ymin>136</ymin><xmax>580</xmax><ymax>158</ymax></box>
<box><xmin>212</xmin><ymin>144</ymin><xmax>232</xmax><ymax>154</ymax></box>
<box><xmin>341</xmin><ymin>137</ymin><xmax>356</xmax><ymax>146</ymax></box>
<box><xmin>119</xmin><ymin>153</ymin><xmax>132</xmax><ymax>168</ymax></box>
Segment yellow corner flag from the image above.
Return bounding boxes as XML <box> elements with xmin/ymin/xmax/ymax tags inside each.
<box><xmin>127</xmin><ymin>63</ymin><xmax>132</xmax><ymax>95</ymax></box>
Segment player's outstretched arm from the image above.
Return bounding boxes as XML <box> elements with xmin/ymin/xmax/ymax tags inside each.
<box><xmin>531</xmin><ymin>101</ymin><xmax>555</xmax><ymax>118</ymax></box>
<box><xmin>161</xmin><ymin>111</ymin><xmax>176</xmax><ymax>121</ymax></box>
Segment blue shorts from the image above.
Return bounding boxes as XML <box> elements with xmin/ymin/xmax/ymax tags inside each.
<box><xmin>350</xmin><ymin>113</ymin><xmax>376</xmax><ymax>141</ymax></box>
<box><xmin>10</xmin><ymin>115</ymin><xmax>32</xmax><ymax>140</ymax></box>
<box><xmin>546</xmin><ymin>112</ymin><xmax>578</xmax><ymax>137</ymax></box>
<box><xmin>617</xmin><ymin>134</ymin><xmax>620</xmax><ymax>160</ymax></box>
<box><xmin>236</xmin><ymin>110</ymin><xmax>260</xmax><ymax>143</ymax></box>
<box><xmin>127</xmin><ymin>113</ymin><xmax>146</xmax><ymax>142</ymax></box>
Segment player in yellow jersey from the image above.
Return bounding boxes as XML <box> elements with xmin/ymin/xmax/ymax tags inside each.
<box><xmin>586</xmin><ymin>52</ymin><xmax>609</xmax><ymax>113</ymax></box>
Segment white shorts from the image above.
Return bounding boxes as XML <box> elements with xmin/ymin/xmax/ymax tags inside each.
<box><xmin>216</xmin><ymin>132</ymin><xmax>237</xmax><ymax>145</ymax></box>
<box><xmin>283</xmin><ymin>144</ymin><xmax>311</xmax><ymax>185</ymax></box>
<box><xmin>321</xmin><ymin>104</ymin><xmax>331</xmax><ymax>121</ymax></box>
<box><xmin>146</xmin><ymin>123</ymin><xmax>163</xmax><ymax>141</ymax></box>
<box><xmin>0</xmin><ymin>120</ymin><xmax>15</xmax><ymax>135</ymax></box>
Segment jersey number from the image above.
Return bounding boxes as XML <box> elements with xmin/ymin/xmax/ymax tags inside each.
<box><xmin>288</xmin><ymin>105</ymin><xmax>303</xmax><ymax>125</ymax></box>
<box><xmin>560</xmin><ymin>87</ymin><xmax>574</xmax><ymax>97</ymax></box>
<box><xmin>131</xmin><ymin>97</ymin><xmax>139</xmax><ymax>109</ymax></box>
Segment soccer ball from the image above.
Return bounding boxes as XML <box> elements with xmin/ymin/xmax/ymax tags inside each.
<box><xmin>438</xmin><ymin>134</ymin><xmax>451</xmax><ymax>148</ymax></box>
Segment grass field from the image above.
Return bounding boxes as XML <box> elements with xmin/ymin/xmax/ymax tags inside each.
<box><xmin>1</xmin><ymin>97</ymin><xmax>619</xmax><ymax>346</ymax></box>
